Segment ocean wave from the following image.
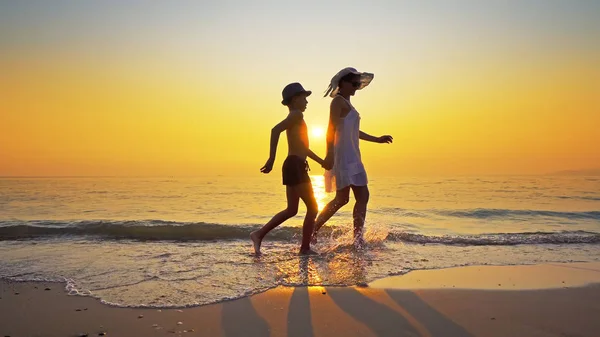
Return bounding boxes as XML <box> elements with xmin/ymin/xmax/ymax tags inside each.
<box><xmin>556</xmin><ymin>196</ymin><xmax>600</xmax><ymax>201</ymax></box>
<box><xmin>0</xmin><ymin>220</ymin><xmax>277</xmax><ymax>241</ymax></box>
<box><xmin>1</xmin><ymin>220</ymin><xmax>598</xmax><ymax>245</ymax></box>
<box><xmin>372</xmin><ymin>208</ymin><xmax>600</xmax><ymax>220</ymax></box>
<box><xmin>387</xmin><ymin>231</ymin><xmax>600</xmax><ymax>245</ymax></box>
<box><xmin>434</xmin><ymin>208</ymin><xmax>600</xmax><ymax>220</ymax></box>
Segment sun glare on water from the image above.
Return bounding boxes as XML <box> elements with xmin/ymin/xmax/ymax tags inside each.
<box><xmin>310</xmin><ymin>175</ymin><xmax>327</xmax><ymax>210</ymax></box>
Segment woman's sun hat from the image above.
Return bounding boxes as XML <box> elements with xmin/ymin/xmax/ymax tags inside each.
<box><xmin>323</xmin><ymin>67</ymin><xmax>374</xmax><ymax>97</ymax></box>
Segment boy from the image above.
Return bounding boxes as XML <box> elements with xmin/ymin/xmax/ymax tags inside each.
<box><xmin>250</xmin><ymin>82</ymin><xmax>324</xmax><ymax>255</ymax></box>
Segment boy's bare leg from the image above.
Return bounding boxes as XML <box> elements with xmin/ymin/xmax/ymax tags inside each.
<box><xmin>251</xmin><ymin>186</ymin><xmax>299</xmax><ymax>254</ymax></box>
<box><xmin>351</xmin><ymin>185</ymin><xmax>370</xmax><ymax>247</ymax></box>
<box><xmin>294</xmin><ymin>182</ymin><xmax>319</xmax><ymax>254</ymax></box>
<box><xmin>311</xmin><ymin>187</ymin><xmax>351</xmax><ymax>243</ymax></box>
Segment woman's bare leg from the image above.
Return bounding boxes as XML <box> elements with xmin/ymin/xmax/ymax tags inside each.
<box><xmin>351</xmin><ymin>185</ymin><xmax>370</xmax><ymax>246</ymax></box>
<box><xmin>251</xmin><ymin>186</ymin><xmax>299</xmax><ymax>254</ymax></box>
<box><xmin>311</xmin><ymin>187</ymin><xmax>351</xmax><ymax>242</ymax></box>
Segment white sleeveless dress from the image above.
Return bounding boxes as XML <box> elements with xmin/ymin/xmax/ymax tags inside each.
<box><xmin>324</xmin><ymin>96</ymin><xmax>368</xmax><ymax>192</ymax></box>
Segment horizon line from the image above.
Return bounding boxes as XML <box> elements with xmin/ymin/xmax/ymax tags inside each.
<box><xmin>1</xmin><ymin>171</ymin><xmax>599</xmax><ymax>179</ymax></box>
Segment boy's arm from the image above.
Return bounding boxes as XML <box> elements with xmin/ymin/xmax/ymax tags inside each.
<box><xmin>307</xmin><ymin>149</ymin><xmax>324</xmax><ymax>166</ymax></box>
<box><xmin>359</xmin><ymin>131</ymin><xmax>393</xmax><ymax>144</ymax></box>
<box><xmin>260</xmin><ymin>115</ymin><xmax>298</xmax><ymax>173</ymax></box>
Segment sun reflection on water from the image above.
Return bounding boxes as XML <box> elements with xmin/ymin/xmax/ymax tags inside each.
<box><xmin>310</xmin><ymin>175</ymin><xmax>327</xmax><ymax>211</ymax></box>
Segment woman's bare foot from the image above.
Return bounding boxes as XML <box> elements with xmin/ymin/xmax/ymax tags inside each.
<box><xmin>353</xmin><ymin>236</ymin><xmax>367</xmax><ymax>250</ymax></box>
<box><xmin>250</xmin><ymin>231</ymin><xmax>262</xmax><ymax>255</ymax></box>
<box><xmin>299</xmin><ymin>248</ymin><xmax>319</xmax><ymax>256</ymax></box>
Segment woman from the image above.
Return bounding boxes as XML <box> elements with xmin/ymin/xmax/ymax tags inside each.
<box><xmin>312</xmin><ymin>67</ymin><xmax>393</xmax><ymax>247</ymax></box>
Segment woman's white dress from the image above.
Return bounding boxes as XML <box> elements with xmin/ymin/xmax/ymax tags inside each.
<box><xmin>324</xmin><ymin>97</ymin><xmax>368</xmax><ymax>193</ymax></box>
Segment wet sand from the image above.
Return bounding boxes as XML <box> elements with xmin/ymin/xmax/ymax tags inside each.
<box><xmin>1</xmin><ymin>262</ymin><xmax>599</xmax><ymax>337</ymax></box>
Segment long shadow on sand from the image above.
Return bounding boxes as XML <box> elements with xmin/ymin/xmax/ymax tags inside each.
<box><xmin>326</xmin><ymin>287</ymin><xmax>421</xmax><ymax>337</ymax></box>
<box><xmin>287</xmin><ymin>287</ymin><xmax>314</xmax><ymax>337</ymax></box>
<box><xmin>385</xmin><ymin>290</ymin><xmax>474</xmax><ymax>337</ymax></box>
<box><xmin>221</xmin><ymin>296</ymin><xmax>270</xmax><ymax>337</ymax></box>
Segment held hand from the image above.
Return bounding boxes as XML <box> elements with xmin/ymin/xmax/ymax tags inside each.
<box><xmin>260</xmin><ymin>158</ymin><xmax>274</xmax><ymax>174</ymax></box>
<box><xmin>322</xmin><ymin>155</ymin><xmax>334</xmax><ymax>170</ymax></box>
<box><xmin>378</xmin><ymin>135</ymin><xmax>393</xmax><ymax>144</ymax></box>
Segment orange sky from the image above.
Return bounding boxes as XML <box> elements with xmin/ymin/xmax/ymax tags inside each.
<box><xmin>1</xmin><ymin>1</ymin><xmax>599</xmax><ymax>176</ymax></box>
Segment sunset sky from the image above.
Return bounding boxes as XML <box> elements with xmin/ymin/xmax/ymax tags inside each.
<box><xmin>1</xmin><ymin>1</ymin><xmax>599</xmax><ymax>176</ymax></box>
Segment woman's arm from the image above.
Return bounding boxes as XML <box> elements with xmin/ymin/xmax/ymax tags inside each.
<box><xmin>359</xmin><ymin>131</ymin><xmax>393</xmax><ymax>144</ymax></box>
<box><xmin>323</xmin><ymin>98</ymin><xmax>344</xmax><ymax>169</ymax></box>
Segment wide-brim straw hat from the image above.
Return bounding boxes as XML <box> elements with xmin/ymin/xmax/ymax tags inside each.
<box><xmin>324</xmin><ymin>67</ymin><xmax>374</xmax><ymax>98</ymax></box>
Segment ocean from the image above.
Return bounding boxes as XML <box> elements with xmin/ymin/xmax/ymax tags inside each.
<box><xmin>1</xmin><ymin>175</ymin><xmax>599</xmax><ymax>308</ymax></box>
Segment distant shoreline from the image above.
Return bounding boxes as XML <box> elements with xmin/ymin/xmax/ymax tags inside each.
<box><xmin>548</xmin><ymin>168</ymin><xmax>600</xmax><ymax>176</ymax></box>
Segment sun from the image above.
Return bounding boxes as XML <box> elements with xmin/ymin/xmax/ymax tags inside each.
<box><xmin>311</xmin><ymin>126</ymin><xmax>325</xmax><ymax>139</ymax></box>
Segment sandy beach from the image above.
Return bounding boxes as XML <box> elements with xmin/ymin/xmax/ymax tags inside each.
<box><xmin>1</xmin><ymin>262</ymin><xmax>599</xmax><ymax>337</ymax></box>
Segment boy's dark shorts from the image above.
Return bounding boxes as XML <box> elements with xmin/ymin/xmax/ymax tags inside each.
<box><xmin>282</xmin><ymin>155</ymin><xmax>311</xmax><ymax>186</ymax></box>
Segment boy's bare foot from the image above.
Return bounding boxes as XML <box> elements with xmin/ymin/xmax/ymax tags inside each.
<box><xmin>299</xmin><ymin>248</ymin><xmax>319</xmax><ymax>256</ymax></box>
<box><xmin>250</xmin><ymin>231</ymin><xmax>262</xmax><ymax>255</ymax></box>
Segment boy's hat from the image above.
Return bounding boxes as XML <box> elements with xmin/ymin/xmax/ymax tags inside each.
<box><xmin>282</xmin><ymin>82</ymin><xmax>312</xmax><ymax>105</ymax></box>
<box><xmin>324</xmin><ymin>67</ymin><xmax>374</xmax><ymax>98</ymax></box>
